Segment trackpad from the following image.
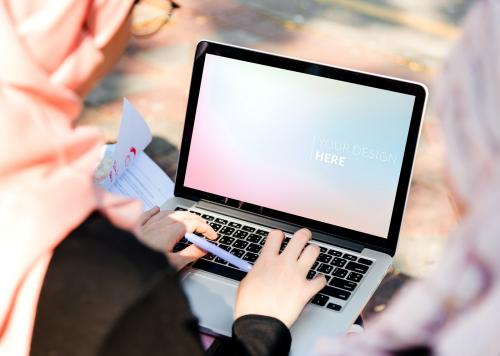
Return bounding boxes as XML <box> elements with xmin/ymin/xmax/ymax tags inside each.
<box><xmin>182</xmin><ymin>271</ymin><xmax>238</xmax><ymax>337</ymax></box>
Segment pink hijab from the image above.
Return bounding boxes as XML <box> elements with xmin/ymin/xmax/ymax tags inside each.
<box><xmin>0</xmin><ymin>1</ymin><xmax>138</xmax><ymax>355</ymax></box>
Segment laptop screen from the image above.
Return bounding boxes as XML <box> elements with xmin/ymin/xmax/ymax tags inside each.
<box><xmin>184</xmin><ymin>54</ymin><xmax>416</xmax><ymax>239</ymax></box>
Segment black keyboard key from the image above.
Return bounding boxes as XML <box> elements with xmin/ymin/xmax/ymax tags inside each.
<box><xmin>228</xmin><ymin>222</ymin><xmax>242</xmax><ymax>228</ymax></box>
<box><xmin>319</xmin><ymin>246</ymin><xmax>328</xmax><ymax>253</ymax></box>
<box><xmin>201</xmin><ymin>253</ymin><xmax>215</xmax><ymax>261</ymax></box>
<box><xmin>317</xmin><ymin>253</ymin><xmax>332</xmax><ymax>263</ymax></box>
<box><xmin>329</xmin><ymin>277</ymin><xmax>357</xmax><ymax>291</ymax></box>
<box><xmin>347</xmin><ymin>272</ymin><xmax>363</xmax><ymax>282</ymax></box>
<box><xmin>258</xmin><ymin>238</ymin><xmax>266</xmax><ymax>246</ymax></box>
<box><xmin>202</xmin><ymin>214</ymin><xmax>214</xmax><ymax>221</ymax></box>
<box><xmin>307</xmin><ymin>270</ymin><xmax>316</xmax><ymax>279</ymax></box>
<box><xmin>346</xmin><ymin>261</ymin><xmax>369</xmax><ymax>274</ymax></box>
<box><xmin>175</xmin><ymin>207</ymin><xmax>187</xmax><ymax>211</ymax></box>
<box><xmin>247</xmin><ymin>243</ymin><xmax>262</xmax><ymax>253</ymax></box>
<box><xmin>358</xmin><ymin>258</ymin><xmax>373</xmax><ymax>266</ymax></box>
<box><xmin>320</xmin><ymin>286</ymin><xmax>351</xmax><ymax>300</ymax></box>
<box><xmin>333</xmin><ymin>268</ymin><xmax>348</xmax><ymax>278</ymax></box>
<box><xmin>327</xmin><ymin>303</ymin><xmax>342</xmax><ymax>311</ymax></box>
<box><xmin>256</xmin><ymin>229</ymin><xmax>268</xmax><ymax>236</ymax></box>
<box><xmin>246</xmin><ymin>234</ymin><xmax>261</xmax><ymax>243</ymax></box>
<box><xmin>233</xmin><ymin>230</ymin><xmax>249</xmax><ymax>238</ymax></box>
<box><xmin>312</xmin><ymin>261</ymin><xmax>319</xmax><ymax>270</ymax></box>
<box><xmin>311</xmin><ymin>294</ymin><xmax>329</xmax><ymax>306</ymax></box>
<box><xmin>220</xmin><ymin>226</ymin><xmax>235</xmax><ymax>235</ymax></box>
<box><xmin>215</xmin><ymin>218</ymin><xmax>228</xmax><ymax>224</ymax></box>
<box><xmin>192</xmin><ymin>259</ymin><xmax>246</xmax><ymax>281</ymax></box>
<box><xmin>173</xmin><ymin>242</ymin><xmax>188</xmax><ymax>252</ymax></box>
<box><xmin>189</xmin><ymin>211</ymin><xmax>201</xmax><ymax>216</ymax></box>
<box><xmin>219</xmin><ymin>236</ymin><xmax>235</xmax><ymax>245</ymax></box>
<box><xmin>215</xmin><ymin>257</ymin><xmax>227</xmax><ymax>265</ymax></box>
<box><xmin>209</xmin><ymin>223</ymin><xmax>222</xmax><ymax>232</ymax></box>
<box><xmin>219</xmin><ymin>244</ymin><xmax>231</xmax><ymax>251</ymax></box>
<box><xmin>343</xmin><ymin>253</ymin><xmax>357</xmax><ymax>261</ymax></box>
<box><xmin>231</xmin><ymin>248</ymin><xmax>245</xmax><ymax>258</ymax></box>
<box><xmin>242</xmin><ymin>252</ymin><xmax>258</xmax><ymax>263</ymax></box>
<box><xmin>327</xmin><ymin>249</ymin><xmax>342</xmax><ymax>257</ymax></box>
<box><xmin>242</xmin><ymin>226</ymin><xmax>256</xmax><ymax>232</ymax></box>
<box><xmin>331</xmin><ymin>257</ymin><xmax>347</xmax><ymax>267</ymax></box>
<box><xmin>233</xmin><ymin>240</ymin><xmax>249</xmax><ymax>249</ymax></box>
<box><xmin>317</xmin><ymin>263</ymin><xmax>333</xmax><ymax>274</ymax></box>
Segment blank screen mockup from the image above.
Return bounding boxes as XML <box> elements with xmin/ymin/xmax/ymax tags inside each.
<box><xmin>184</xmin><ymin>54</ymin><xmax>415</xmax><ymax>238</ymax></box>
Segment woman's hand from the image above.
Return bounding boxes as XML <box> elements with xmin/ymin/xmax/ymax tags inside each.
<box><xmin>234</xmin><ymin>228</ymin><xmax>327</xmax><ymax>328</ymax></box>
<box><xmin>138</xmin><ymin>206</ymin><xmax>217</xmax><ymax>271</ymax></box>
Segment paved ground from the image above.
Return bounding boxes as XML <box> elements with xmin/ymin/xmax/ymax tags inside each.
<box><xmin>79</xmin><ymin>0</ymin><xmax>474</xmax><ymax>317</ymax></box>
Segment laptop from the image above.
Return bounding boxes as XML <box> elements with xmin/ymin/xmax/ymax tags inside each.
<box><xmin>161</xmin><ymin>41</ymin><xmax>427</xmax><ymax>354</ymax></box>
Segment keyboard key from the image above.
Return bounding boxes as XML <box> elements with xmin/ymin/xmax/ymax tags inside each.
<box><xmin>215</xmin><ymin>218</ymin><xmax>228</xmax><ymax>224</ymax></box>
<box><xmin>215</xmin><ymin>257</ymin><xmax>227</xmax><ymax>265</ymax></box>
<box><xmin>346</xmin><ymin>261</ymin><xmax>369</xmax><ymax>274</ymax></box>
<box><xmin>209</xmin><ymin>223</ymin><xmax>222</xmax><ymax>232</ymax></box>
<box><xmin>219</xmin><ymin>244</ymin><xmax>231</xmax><ymax>251</ymax></box>
<box><xmin>317</xmin><ymin>263</ymin><xmax>333</xmax><ymax>274</ymax></box>
<box><xmin>173</xmin><ymin>242</ymin><xmax>188</xmax><ymax>252</ymax></box>
<box><xmin>311</xmin><ymin>294</ymin><xmax>329</xmax><ymax>306</ymax></box>
<box><xmin>331</xmin><ymin>257</ymin><xmax>347</xmax><ymax>267</ymax></box>
<box><xmin>189</xmin><ymin>211</ymin><xmax>201</xmax><ymax>216</ymax></box>
<box><xmin>231</xmin><ymin>248</ymin><xmax>245</xmax><ymax>258</ymax></box>
<box><xmin>247</xmin><ymin>243</ymin><xmax>262</xmax><ymax>253</ymax></box>
<box><xmin>242</xmin><ymin>252</ymin><xmax>258</xmax><ymax>263</ymax></box>
<box><xmin>358</xmin><ymin>258</ymin><xmax>373</xmax><ymax>266</ymax></box>
<box><xmin>347</xmin><ymin>272</ymin><xmax>363</xmax><ymax>282</ymax></box>
<box><xmin>233</xmin><ymin>230</ymin><xmax>249</xmax><ymax>238</ymax></box>
<box><xmin>246</xmin><ymin>234</ymin><xmax>261</xmax><ymax>243</ymax></box>
<box><xmin>219</xmin><ymin>236</ymin><xmax>235</xmax><ymax>245</ymax></box>
<box><xmin>327</xmin><ymin>249</ymin><xmax>342</xmax><ymax>257</ymax></box>
<box><xmin>220</xmin><ymin>226</ymin><xmax>235</xmax><ymax>235</ymax></box>
<box><xmin>333</xmin><ymin>268</ymin><xmax>348</xmax><ymax>278</ymax></box>
<box><xmin>307</xmin><ymin>270</ymin><xmax>316</xmax><ymax>279</ymax></box>
<box><xmin>326</xmin><ymin>303</ymin><xmax>342</xmax><ymax>311</ymax></box>
<box><xmin>343</xmin><ymin>253</ymin><xmax>357</xmax><ymax>261</ymax></box>
<box><xmin>312</xmin><ymin>261</ymin><xmax>319</xmax><ymax>270</ymax></box>
<box><xmin>201</xmin><ymin>253</ymin><xmax>215</xmax><ymax>261</ymax></box>
<box><xmin>228</xmin><ymin>222</ymin><xmax>242</xmax><ymax>228</ymax></box>
<box><xmin>256</xmin><ymin>229</ymin><xmax>268</xmax><ymax>236</ymax></box>
<box><xmin>317</xmin><ymin>253</ymin><xmax>332</xmax><ymax>263</ymax></box>
<box><xmin>192</xmin><ymin>259</ymin><xmax>246</xmax><ymax>281</ymax></box>
<box><xmin>233</xmin><ymin>240</ymin><xmax>249</xmax><ymax>249</ymax></box>
<box><xmin>202</xmin><ymin>214</ymin><xmax>214</xmax><ymax>221</ymax></box>
<box><xmin>329</xmin><ymin>277</ymin><xmax>357</xmax><ymax>291</ymax></box>
<box><xmin>258</xmin><ymin>238</ymin><xmax>266</xmax><ymax>246</ymax></box>
<box><xmin>319</xmin><ymin>246</ymin><xmax>328</xmax><ymax>253</ymax></box>
<box><xmin>324</xmin><ymin>275</ymin><xmax>331</xmax><ymax>283</ymax></box>
<box><xmin>242</xmin><ymin>226</ymin><xmax>256</xmax><ymax>232</ymax></box>
<box><xmin>320</xmin><ymin>286</ymin><xmax>351</xmax><ymax>300</ymax></box>
<box><xmin>175</xmin><ymin>207</ymin><xmax>187</xmax><ymax>211</ymax></box>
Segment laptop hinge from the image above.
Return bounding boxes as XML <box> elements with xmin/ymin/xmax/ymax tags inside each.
<box><xmin>196</xmin><ymin>200</ymin><xmax>364</xmax><ymax>253</ymax></box>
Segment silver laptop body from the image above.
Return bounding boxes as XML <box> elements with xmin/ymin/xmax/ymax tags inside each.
<box><xmin>161</xmin><ymin>41</ymin><xmax>427</xmax><ymax>355</ymax></box>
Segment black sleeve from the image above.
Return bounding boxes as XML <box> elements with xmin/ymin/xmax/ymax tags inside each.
<box><xmin>215</xmin><ymin>315</ymin><xmax>291</xmax><ymax>356</ymax></box>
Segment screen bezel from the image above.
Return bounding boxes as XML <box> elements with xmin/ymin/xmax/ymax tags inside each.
<box><xmin>174</xmin><ymin>41</ymin><xmax>427</xmax><ymax>256</ymax></box>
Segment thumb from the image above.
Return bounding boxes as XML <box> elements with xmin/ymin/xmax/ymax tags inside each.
<box><xmin>140</xmin><ymin>206</ymin><xmax>160</xmax><ymax>226</ymax></box>
<box><xmin>168</xmin><ymin>244</ymin><xmax>207</xmax><ymax>271</ymax></box>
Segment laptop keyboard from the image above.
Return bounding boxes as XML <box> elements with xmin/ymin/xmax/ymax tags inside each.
<box><xmin>173</xmin><ymin>207</ymin><xmax>374</xmax><ymax>312</ymax></box>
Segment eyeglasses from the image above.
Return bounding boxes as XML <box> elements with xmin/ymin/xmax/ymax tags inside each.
<box><xmin>131</xmin><ymin>0</ymin><xmax>180</xmax><ymax>38</ymax></box>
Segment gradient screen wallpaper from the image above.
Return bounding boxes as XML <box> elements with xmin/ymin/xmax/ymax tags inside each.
<box><xmin>184</xmin><ymin>54</ymin><xmax>416</xmax><ymax>238</ymax></box>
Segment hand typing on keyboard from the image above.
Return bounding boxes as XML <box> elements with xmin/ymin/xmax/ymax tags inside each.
<box><xmin>138</xmin><ymin>206</ymin><xmax>217</xmax><ymax>270</ymax></box>
<box><xmin>234</xmin><ymin>228</ymin><xmax>327</xmax><ymax>328</ymax></box>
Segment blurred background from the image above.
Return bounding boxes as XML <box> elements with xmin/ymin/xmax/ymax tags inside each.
<box><xmin>79</xmin><ymin>0</ymin><xmax>473</xmax><ymax>316</ymax></box>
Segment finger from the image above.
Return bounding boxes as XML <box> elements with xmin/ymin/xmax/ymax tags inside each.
<box><xmin>140</xmin><ymin>206</ymin><xmax>160</xmax><ymax>225</ymax></box>
<box><xmin>297</xmin><ymin>243</ymin><xmax>320</xmax><ymax>272</ymax></box>
<box><xmin>260</xmin><ymin>230</ymin><xmax>284</xmax><ymax>257</ymax></box>
<box><xmin>177</xmin><ymin>218</ymin><xmax>218</xmax><ymax>240</ymax></box>
<box><xmin>169</xmin><ymin>210</ymin><xmax>208</xmax><ymax>225</ymax></box>
<box><xmin>283</xmin><ymin>228</ymin><xmax>312</xmax><ymax>260</ymax></box>
<box><xmin>168</xmin><ymin>244</ymin><xmax>207</xmax><ymax>271</ymax></box>
<box><xmin>305</xmin><ymin>274</ymin><xmax>327</xmax><ymax>300</ymax></box>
